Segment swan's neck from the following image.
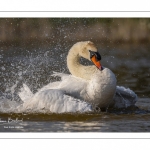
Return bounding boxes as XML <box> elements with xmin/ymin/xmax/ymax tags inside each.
<box><xmin>67</xmin><ymin>45</ymin><xmax>97</xmax><ymax>80</ymax></box>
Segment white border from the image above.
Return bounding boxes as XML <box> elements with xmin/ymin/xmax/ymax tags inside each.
<box><xmin>0</xmin><ymin>133</ymin><xmax>150</xmax><ymax>139</ymax></box>
<box><xmin>0</xmin><ymin>11</ymin><xmax>150</xmax><ymax>18</ymax></box>
<box><xmin>0</xmin><ymin>138</ymin><xmax>149</xmax><ymax>150</ymax></box>
<box><xmin>0</xmin><ymin>0</ymin><xmax>150</xmax><ymax>12</ymax></box>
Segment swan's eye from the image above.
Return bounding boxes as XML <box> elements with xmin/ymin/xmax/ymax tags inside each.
<box><xmin>89</xmin><ymin>50</ymin><xmax>101</xmax><ymax>61</ymax></box>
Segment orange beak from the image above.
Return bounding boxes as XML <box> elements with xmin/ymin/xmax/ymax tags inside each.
<box><xmin>91</xmin><ymin>55</ymin><xmax>102</xmax><ymax>70</ymax></box>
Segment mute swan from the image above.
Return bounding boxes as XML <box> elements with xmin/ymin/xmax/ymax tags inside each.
<box><xmin>17</xmin><ymin>41</ymin><xmax>137</xmax><ymax>113</ymax></box>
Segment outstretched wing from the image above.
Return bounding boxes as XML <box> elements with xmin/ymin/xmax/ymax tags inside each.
<box><xmin>113</xmin><ymin>86</ymin><xmax>138</xmax><ymax>108</ymax></box>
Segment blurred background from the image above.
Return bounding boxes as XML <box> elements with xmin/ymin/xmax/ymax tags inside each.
<box><xmin>0</xmin><ymin>18</ymin><xmax>150</xmax><ymax>46</ymax></box>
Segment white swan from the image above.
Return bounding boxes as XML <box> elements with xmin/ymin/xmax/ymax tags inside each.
<box><xmin>17</xmin><ymin>41</ymin><xmax>137</xmax><ymax>113</ymax></box>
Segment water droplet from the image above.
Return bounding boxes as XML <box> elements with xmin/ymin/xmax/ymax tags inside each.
<box><xmin>1</xmin><ymin>66</ymin><xmax>5</xmax><ymax>71</ymax></box>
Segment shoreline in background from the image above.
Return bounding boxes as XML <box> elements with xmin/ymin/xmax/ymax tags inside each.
<box><xmin>0</xmin><ymin>18</ymin><xmax>150</xmax><ymax>47</ymax></box>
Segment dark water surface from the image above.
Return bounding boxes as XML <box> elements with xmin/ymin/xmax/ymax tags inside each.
<box><xmin>0</xmin><ymin>42</ymin><xmax>150</xmax><ymax>132</ymax></box>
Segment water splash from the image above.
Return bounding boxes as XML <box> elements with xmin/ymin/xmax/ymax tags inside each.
<box><xmin>0</xmin><ymin>45</ymin><xmax>146</xmax><ymax>114</ymax></box>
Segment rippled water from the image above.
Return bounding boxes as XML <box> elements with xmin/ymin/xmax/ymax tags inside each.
<box><xmin>0</xmin><ymin>42</ymin><xmax>150</xmax><ymax>132</ymax></box>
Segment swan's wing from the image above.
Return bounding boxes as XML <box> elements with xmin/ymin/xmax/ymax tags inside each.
<box><xmin>38</xmin><ymin>81</ymin><xmax>60</xmax><ymax>92</ymax></box>
<box><xmin>17</xmin><ymin>89</ymin><xmax>92</xmax><ymax>113</ymax></box>
<box><xmin>38</xmin><ymin>72</ymin><xmax>87</xmax><ymax>98</ymax></box>
<box><xmin>17</xmin><ymin>73</ymin><xmax>89</xmax><ymax>113</ymax></box>
<box><xmin>51</xmin><ymin>72</ymin><xmax>87</xmax><ymax>99</ymax></box>
<box><xmin>113</xmin><ymin>86</ymin><xmax>138</xmax><ymax>108</ymax></box>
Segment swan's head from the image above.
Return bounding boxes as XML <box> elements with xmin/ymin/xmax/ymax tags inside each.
<box><xmin>79</xmin><ymin>41</ymin><xmax>103</xmax><ymax>70</ymax></box>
